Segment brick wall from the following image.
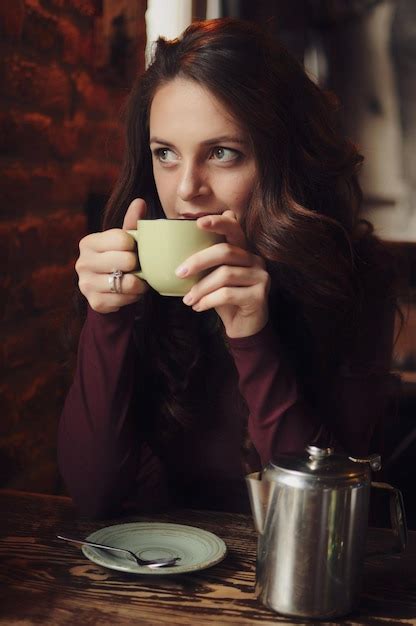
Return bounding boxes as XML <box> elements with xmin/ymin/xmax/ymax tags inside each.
<box><xmin>0</xmin><ymin>0</ymin><xmax>146</xmax><ymax>493</ymax></box>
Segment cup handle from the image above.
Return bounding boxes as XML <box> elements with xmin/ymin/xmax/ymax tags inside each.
<box><xmin>126</xmin><ymin>229</ymin><xmax>146</xmax><ymax>282</ymax></box>
<box><xmin>367</xmin><ymin>481</ymin><xmax>408</xmax><ymax>557</ymax></box>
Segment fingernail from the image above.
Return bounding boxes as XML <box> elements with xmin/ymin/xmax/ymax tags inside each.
<box><xmin>175</xmin><ymin>265</ymin><xmax>188</xmax><ymax>277</ymax></box>
<box><xmin>199</xmin><ymin>216</ymin><xmax>212</xmax><ymax>227</ymax></box>
<box><xmin>183</xmin><ymin>293</ymin><xmax>193</xmax><ymax>305</ymax></box>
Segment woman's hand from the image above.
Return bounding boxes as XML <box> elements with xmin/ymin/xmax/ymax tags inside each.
<box><xmin>178</xmin><ymin>210</ymin><xmax>270</xmax><ymax>338</ymax></box>
<box><xmin>76</xmin><ymin>198</ymin><xmax>149</xmax><ymax>314</ymax></box>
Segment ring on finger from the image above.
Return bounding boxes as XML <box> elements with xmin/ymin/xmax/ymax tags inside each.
<box><xmin>108</xmin><ymin>269</ymin><xmax>124</xmax><ymax>294</ymax></box>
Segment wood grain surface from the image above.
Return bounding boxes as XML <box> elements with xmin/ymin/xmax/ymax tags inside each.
<box><xmin>0</xmin><ymin>489</ymin><xmax>415</xmax><ymax>625</ymax></box>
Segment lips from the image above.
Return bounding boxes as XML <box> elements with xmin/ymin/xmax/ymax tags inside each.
<box><xmin>179</xmin><ymin>211</ymin><xmax>223</xmax><ymax>219</ymax></box>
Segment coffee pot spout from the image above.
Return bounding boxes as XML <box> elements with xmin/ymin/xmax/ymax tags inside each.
<box><xmin>245</xmin><ymin>472</ymin><xmax>272</xmax><ymax>535</ymax></box>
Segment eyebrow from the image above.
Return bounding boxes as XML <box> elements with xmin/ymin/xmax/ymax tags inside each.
<box><xmin>149</xmin><ymin>135</ymin><xmax>248</xmax><ymax>146</ymax></box>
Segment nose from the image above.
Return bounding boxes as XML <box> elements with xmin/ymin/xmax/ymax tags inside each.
<box><xmin>177</xmin><ymin>162</ymin><xmax>208</xmax><ymax>201</ymax></box>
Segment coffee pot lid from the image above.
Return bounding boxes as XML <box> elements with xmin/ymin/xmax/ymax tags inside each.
<box><xmin>268</xmin><ymin>445</ymin><xmax>381</xmax><ymax>481</ymax></box>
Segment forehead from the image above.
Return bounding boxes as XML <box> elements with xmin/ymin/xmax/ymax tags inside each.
<box><xmin>149</xmin><ymin>78</ymin><xmax>245</xmax><ymax>137</ymax></box>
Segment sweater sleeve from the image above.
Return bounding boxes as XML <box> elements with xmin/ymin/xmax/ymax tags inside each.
<box><xmin>57</xmin><ymin>303</ymin><xmax>168</xmax><ymax>518</ymax></box>
<box><xmin>227</xmin><ymin>323</ymin><xmax>323</xmax><ymax>465</ymax></box>
<box><xmin>227</xmin><ymin>306</ymin><xmax>397</xmax><ymax>465</ymax></box>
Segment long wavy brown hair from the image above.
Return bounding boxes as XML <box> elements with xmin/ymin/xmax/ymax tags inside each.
<box><xmin>100</xmin><ymin>18</ymin><xmax>397</xmax><ymax>442</ymax></box>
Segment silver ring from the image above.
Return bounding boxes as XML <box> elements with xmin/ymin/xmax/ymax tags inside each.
<box><xmin>108</xmin><ymin>269</ymin><xmax>123</xmax><ymax>294</ymax></box>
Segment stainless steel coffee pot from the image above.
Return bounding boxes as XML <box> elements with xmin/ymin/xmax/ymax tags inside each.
<box><xmin>246</xmin><ymin>445</ymin><xmax>407</xmax><ymax>619</ymax></box>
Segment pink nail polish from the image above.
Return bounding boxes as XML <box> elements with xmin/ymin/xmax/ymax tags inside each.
<box><xmin>175</xmin><ymin>265</ymin><xmax>188</xmax><ymax>277</ymax></box>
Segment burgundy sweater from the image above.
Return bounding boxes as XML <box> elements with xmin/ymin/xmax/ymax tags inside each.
<box><xmin>58</xmin><ymin>300</ymin><xmax>396</xmax><ymax>518</ymax></box>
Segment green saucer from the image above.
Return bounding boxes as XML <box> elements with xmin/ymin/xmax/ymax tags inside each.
<box><xmin>82</xmin><ymin>522</ymin><xmax>227</xmax><ymax>575</ymax></box>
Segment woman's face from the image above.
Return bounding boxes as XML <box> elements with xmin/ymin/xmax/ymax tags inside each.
<box><xmin>149</xmin><ymin>78</ymin><xmax>258</xmax><ymax>220</ymax></box>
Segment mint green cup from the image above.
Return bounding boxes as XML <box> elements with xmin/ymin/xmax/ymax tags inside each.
<box><xmin>127</xmin><ymin>219</ymin><xmax>224</xmax><ymax>297</ymax></box>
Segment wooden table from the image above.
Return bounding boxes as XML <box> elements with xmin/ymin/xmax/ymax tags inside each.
<box><xmin>1</xmin><ymin>489</ymin><xmax>416</xmax><ymax>625</ymax></box>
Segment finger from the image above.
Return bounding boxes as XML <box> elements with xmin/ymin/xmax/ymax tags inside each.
<box><xmin>183</xmin><ymin>265</ymin><xmax>267</xmax><ymax>306</ymax></box>
<box><xmin>122</xmin><ymin>198</ymin><xmax>147</xmax><ymax>230</ymax></box>
<box><xmin>80</xmin><ymin>229</ymin><xmax>137</xmax><ymax>253</ymax></box>
<box><xmin>99</xmin><ymin>271</ymin><xmax>148</xmax><ymax>295</ymax></box>
<box><xmin>176</xmin><ymin>242</ymin><xmax>262</xmax><ymax>278</ymax></box>
<box><xmin>197</xmin><ymin>210</ymin><xmax>246</xmax><ymax>248</ymax></box>
<box><xmin>87</xmin><ymin>293</ymin><xmax>143</xmax><ymax>315</ymax></box>
<box><xmin>79</xmin><ymin>271</ymin><xmax>148</xmax><ymax>298</ymax></box>
<box><xmin>190</xmin><ymin>284</ymin><xmax>264</xmax><ymax>313</ymax></box>
<box><xmin>76</xmin><ymin>250</ymin><xmax>139</xmax><ymax>274</ymax></box>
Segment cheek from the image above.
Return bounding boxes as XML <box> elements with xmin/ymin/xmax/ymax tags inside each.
<box><xmin>226</xmin><ymin>174</ymin><xmax>256</xmax><ymax>210</ymax></box>
<box><xmin>152</xmin><ymin>174</ymin><xmax>171</xmax><ymax>217</ymax></box>
<box><xmin>154</xmin><ymin>170</ymin><xmax>174</xmax><ymax>202</ymax></box>
<box><xmin>153</xmin><ymin>169</ymin><xmax>165</xmax><ymax>194</ymax></box>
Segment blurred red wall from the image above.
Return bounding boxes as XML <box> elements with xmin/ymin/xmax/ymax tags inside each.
<box><xmin>0</xmin><ymin>0</ymin><xmax>146</xmax><ymax>493</ymax></box>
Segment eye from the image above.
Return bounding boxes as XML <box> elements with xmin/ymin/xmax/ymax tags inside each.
<box><xmin>153</xmin><ymin>147</ymin><xmax>178</xmax><ymax>164</ymax></box>
<box><xmin>211</xmin><ymin>147</ymin><xmax>240</xmax><ymax>163</ymax></box>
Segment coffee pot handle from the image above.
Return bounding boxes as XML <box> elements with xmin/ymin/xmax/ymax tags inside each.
<box><xmin>367</xmin><ymin>481</ymin><xmax>408</xmax><ymax>556</ymax></box>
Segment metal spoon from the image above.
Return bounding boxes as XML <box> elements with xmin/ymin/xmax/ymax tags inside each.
<box><xmin>57</xmin><ymin>534</ymin><xmax>180</xmax><ymax>568</ymax></box>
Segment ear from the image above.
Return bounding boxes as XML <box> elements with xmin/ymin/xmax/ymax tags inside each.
<box><xmin>122</xmin><ymin>198</ymin><xmax>147</xmax><ymax>230</ymax></box>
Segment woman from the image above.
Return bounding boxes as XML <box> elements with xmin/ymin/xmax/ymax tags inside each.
<box><xmin>58</xmin><ymin>18</ymin><xmax>398</xmax><ymax>518</ymax></box>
